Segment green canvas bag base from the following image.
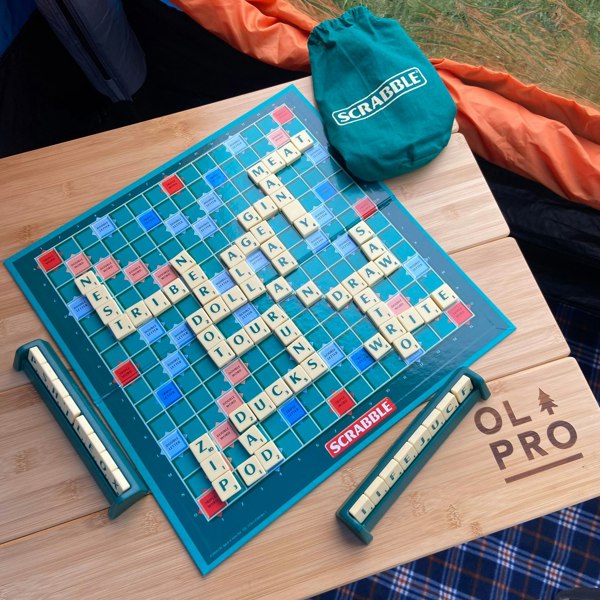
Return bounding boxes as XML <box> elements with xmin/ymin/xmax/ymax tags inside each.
<box><xmin>308</xmin><ymin>6</ymin><xmax>456</xmax><ymax>182</ymax></box>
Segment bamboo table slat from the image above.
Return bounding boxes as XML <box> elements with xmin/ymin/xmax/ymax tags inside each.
<box><xmin>0</xmin><ymin>77</ymin><xmax>597</xmax><ymax>600</ymax></box>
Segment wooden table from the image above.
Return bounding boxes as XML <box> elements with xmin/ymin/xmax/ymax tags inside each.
<box><xmin>1</xmin><ymin>78</ymin><xmax>599</xmax><ymax>599</ymax></box>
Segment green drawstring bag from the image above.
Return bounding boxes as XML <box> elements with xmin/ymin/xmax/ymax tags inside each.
<box><xmin>308</xmin><ymin>6</ymin><xmax>456</xmax><ymax>181</ymax></box>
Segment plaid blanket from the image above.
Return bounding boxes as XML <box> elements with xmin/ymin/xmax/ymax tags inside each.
<box><xmin>313</xmin><ymin>299</ymin><xmax>600</xmax><ymax>600</ymax></box>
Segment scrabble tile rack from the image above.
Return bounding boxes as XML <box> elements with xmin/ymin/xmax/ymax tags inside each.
<box><xmin>5</xmin><ymin>85</ymin><xmax>514</xmax><ymax>574</ymax></box>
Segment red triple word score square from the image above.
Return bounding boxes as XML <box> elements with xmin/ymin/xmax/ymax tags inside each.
<box><xmin>161</xmin><ymin>175</ymin><xmax>184</xmax><ymax>195</ymax></box>
<box><xmin>198</xmin><ymin>489</ymin><xmax>226</xmax><ymax>518</ymax></box>
<box><xmin>355</xmin><ymin>197</ymin><xmax>377</xmax><ymax>219</ymax></box>
<box><xmin>272</xmin><ymin>105</ymin><xmax>294</xmax><ymax>125</ymax></box>
<box><xmin>113</xmin><ymin>361</ymin><xmax>140</xmax><ymax>386</ymax></box>
<box><xmin>38</xmin><ymin>249</ymin><xmax>62</xmax><ymax>272</ymax></box>
<box><xmin>330</xmin><ymin>389</ymin><xmax>356</xmax><ymax>417</ymax></box>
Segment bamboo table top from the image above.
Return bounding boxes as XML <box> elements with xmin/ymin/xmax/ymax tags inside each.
<box><xmin>1</xmin><ymin>77</ymin><xmax>598</xmax><ymax>599</ymax></box>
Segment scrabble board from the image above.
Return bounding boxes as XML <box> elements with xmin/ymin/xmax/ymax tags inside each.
<box><xmin>6</xmin><ymin>85</ymin><xmax>514</xmax><ymax>574</ymax></box>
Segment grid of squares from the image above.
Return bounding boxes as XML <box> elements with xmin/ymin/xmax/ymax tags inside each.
<box><xmin>37</xmin><ymin>102</ymin><xmax>473</xmax><ymax>518</ymax></box>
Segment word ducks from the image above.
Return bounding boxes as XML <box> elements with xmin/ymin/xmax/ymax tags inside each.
<box><xmin>26</xmin><ymin>345</ymin><xmax>130</xmax><ymax>495</ymax></box>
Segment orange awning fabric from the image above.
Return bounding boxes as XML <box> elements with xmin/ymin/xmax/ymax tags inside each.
<box><xmin>171</xmin><ymin>0</ymin><xmax>600</xmax><ymax>209</ymax></box>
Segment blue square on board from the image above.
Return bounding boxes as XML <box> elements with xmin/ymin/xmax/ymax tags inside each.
<box><xmin>320</xmin><ymin>342</ymin><xmax>344</xmax><ymax>367</ymax></box>
<box><xmin>246</xmin><ymin>250</ymin><xmax>269</xmax><ymax>272</ymax></box>
<box><xmin>404</xmin><ymin>254</ymin><xmax>431</xmax><ymax>279</ymax></box>
<box><xmin>315</xmin><ymin>181</ymin><xmax>336</xmax><ymax>202</ymax></box>
<box><xmin>311</xmin><ymin>204</ymin><xmax>334</xmax><ymax>226</ymax></box>
<box><xmin>159</xmin><ymin>430</ymin><xmax>187</xmax><ymax>460</ymax></box>
<box><xmin>224</xmin><ymin>134</ymin><xmax>248</xmax><ymax>155</ymax></box>
<box><xmin>164</xmin><ymin>212</ymin><xmax>190</xmax><ymax>235</ymax></box>
<box><xmin>91</xmin><ymin>216</ymin><xmax>117</xmax><ymax>239</ymax></box>
<box><xmin>156</xmin><ymin>381</ymin><xmax>183</xmax><ymax>408</ymax></box>
<box><xmin>306</xmin><ymin>230</ymin><xmax>329</xmax><ymax>253</ymax></box>
<box><xmin>193</xmin><ymin>216</ymin><xmax>218</xmax><ymax>239</ymax></box>
<box><xmin>212</xmin><ymin>271</ymin><xmax>235</xmax><ymax>293</ymax></box>
<box><xmin>138</xmin><ymin>209</ymin><xmax>161</xmax><ymax>231</ymax></box>
<box><xmin>68</xmin><ymin>296</ymin><xmax>94</xmax><ymax>320</ymax></box>
<box><xmin>234</xmin><ymin>304</ymin><xmax>259</xmax><ymax>327</ymax></box>
<box><xmin>163</xmin><ymin>352</ymin><xmax>188</xmax><ymax>377</ymax></box>
<box><xmin>198</xmin><ymin>191</ymin><xmax>223</xmax><ymax>213</ymax></box>
<box><xmin>305</xmin><ymin>144</ymin><xmax>328</xmax><ymax>164</ymax></box>
<box><xmin>280</xmin><ymin>397</ymin><xmax>307</xmax><ymax>426</ymax></box>
<box><xmin>139</xmin><ymin>319</ymin><xmax>165</xmax><ymax>344</ymax></box>
<box><xmin>350</xmin><ymin>347</ymin><xmax>375</xmax><ymax>372</ymax></box>
<box><xmin>169</xmin><ymin>322</ymin><xmax>195</xmax><ymax>347</ymax></box>
<box><xmin>205</xmin><ymin>167</ymin><xmax>227</xmax><ymax>189</ymax></box>
<box><xmin>333</xmin><ymin>233</ymin><xmax>358</xmax><ymax>256</ymax></box>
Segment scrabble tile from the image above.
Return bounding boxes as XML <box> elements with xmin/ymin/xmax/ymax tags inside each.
<box><xmin>296</xmin><ymin>281</ymin><xmax>322</xmax><ymax>307</ymax></box>
<box><xmin>240</xmin><ymin>275</ymin><xmax>266</xmax><ymax>301</ymax></box>
<box><xmin>284</xmin><ymin>365</ymin><xmax>311</xmax><ymax>393</ymax></box>
<box><xmin>393</xmin><ymin>441</ymin><xmax>419</xmax><ymax>468</ymax></box>
<box><xmin>266</xmin><ymin>378</ymin><xmax>293</xmax><ymax>406</ymax></box>
<box><xmin>450</xmin><ymin>374</ymin><xmax>474</xmax><ymax>403</ymax></box>
<box><xmin>189</xmin><ymin>433</ymin><xmax>217</xmax><ymax>465</ymax></box>
<box><xmin>247</xmin><ymin>160</ymin><xmax>270</xmax><ymax>184</ymax></box>
<box><xmin>364</xmin><ymin>333</ymin><xmax>391</xmax><ymax>360</ymax></box>
<box><xmin>98</xmin><ymin>450</ymin><xmax>118</xmax><ymax>476</ymax></box>
<box><xmin>422</xmin><ymin>408</ymin><xmax>446</xmax><ymax>436</ymax></box>
<box><xmin>379</xmin><ymin>458</ymin><xmax>403</xmax><ymax>487</ymax></box>
<box><xmin>236</xmin><ymin>232</ymin><xmax>260</xmax><ymax>256</ymax></box>
<box><xmin>269</xmin><ymin>186</ymin><xmax>295</xmax><ymax>209</ymax></box>
<box><xmin>229</xmin><ymin>260</ymin><xmax>253</xmax><ymax>285</ymax></box>
<box><xmin>349</xmin><ymin>494</ymin><xmax>375</xmax><ymax>523</ymax></box>
<box><xmin>261</xmin><ymin>235</ymin><xmax>286</xmax><ymax>260</ymax></box>
<box><xmin>163</xmin><ymin>277</ymin><xmax>190</xmax><ymax>304</ymax></box>
<box><xmin>59</xmin><ymin>395</ymin><xmax>81</xmax><ymax>424</ymax></box>
<box><xmin>126</xmin><ymin>301</ymin><xmax>152</xmax><ymax>327</ymax></box>
<box><xmin>38</xmin><ymin>361</ymin><xmax>58</xmax><ymax>389</ymax></box>
<box><xmin>97</xmin><ymin>299</ymin><xmax>123</xmax><ymax>325</ymax></box>
<box><xmin>436</xmin><ymin>392</ymin><xmax>459</xmax><ymax>419</ymax></box>
<box><xmin>244</xmin><ymin>316</ymin><xmax>270</xmax><ymax>344</ymax></box>
<box><xmin>193</xmin><ymin>281</ymin><xmax>219</xmax><ymax>305</ymax></box>
<box><xmin>254</xmin><ymin>196</ymin><xmax>278</xmax><ymax>220</ymax></box>
<box><xmin>230</xmin><ymin>403</ymin><xmax>258</xmax><ymax>433</ymax></box>
<box><xmin>278</xmin><ymin>142</ymin><xmax>301</xmax><ymax>165</ymax></box>
<box><xmin>145</xmin><ymin>290</ymin><xmax>171</xmax><ymax>316</ymax></box>
<box><xmin>169</xmin><ymin>250</ymin><xmax>196</xmax><ymax>274</ymax></box>
<box><xmin>238</xmin><ymin>208</ymin><xmax>262</xmax><ymax>232</ymax></box>
<box><xmin>281</xmin><ymin>199</ymin><xmax>306</xmax><ymax>222</ymax></box>
<box><xmin>250</xmin><ymin>221</ymin><xmax>275</xmax><ymax>244</ymax></box>
<box><xmin>393</xmin><ymin>333</ymin><xmax>421</xmax><ymax>359</ymax></box>
<box><xmin>84</xmin><ymin>432</ymin><xmax>106</xmax><ymax>459</ymax></box>
<box><xmin>290</xmin><ymin>129</ymin><xmax>315</xmax><ymax>152</ymax></box>
<box><xmin>348</xmin><ymin>221</ymin><xmax>375</xmax><ymax>244</ymax></box>
<box><xmin>248</xmin><ymin>392</ymin><xmax>277</xmax><ymax>421</ymax></box>
<box><xmin>205</xmin><ymin>296</ymin><xmax>231</xmax><ymax>323</ymax></box>
<box><xmin>407</xmin><ymin>425</ymin><xmax>431</xmax><ymax>453</ymax></box>
<box><xmin>341</xmin><ymin>273</ymin><xmax>367</xmax><ymax>295</ymax></box>
<box><xmin>300</xmin><ymin>353</ymin><xmax>329</xmax><ymax>380</ymax></box>
<box><xmin>397</xmin><ymin>306</ymin><xmax>425</xmax><ymax>332</ymax></box>
<box><xmin>357</xmin><ymin>262</ymin><xmax>384</xmax><ymax>286</ymax></box>
<box><xmin>293</xmin><ymin>213</ymin><xmax>319</xmax><ymax>238</ymax></box>
<box><xmin>431</xmin><ymin>283</ymin><xmax>458</xmax><ymax>309</ymax></box>
<box><xmin>375</xmin><ymin>251</ymin><xmax>401</xmax><ymax>276</ymax></box>
<box><xmin>367</xmin><ymin>302</ymin><xmax>394</xmax><ymax>327</ymax></box>
<box><xmin>274</xmin><ymin>320</ymin><xmax>301</xmax><ymax>345</ymax></box>
<box><xmin>74</xmin><ymin>415</ymin><xmax>93</xmax><ymax>440</ymax></box>
<box><xmin>237</xmin><ymin>455</ymin><xmax>266</xmax><ymax>486</ymax></box>
<box><xmin>27</xmin><ymin>346</ymin><xmax>48</xmax><ymax>374</ymax></box>
<box><xmin>286</xmin><ymin>335</ymin><xmax>314</xmax><ymax>363</ymax></box>
<box><xmin>258</xmin><ymin>174</ymin><xmax>283</xmax><ymax>195</ymax></box>
<box><xmin>263</xmin><ymin>150</ymin><xmax>286</xmax><ymax>173</ymax></box>
<box><xmin>227</xmin><ymin>329</ymin><xmax>253</xmax><ymax>357</ymax></box>
<box><xmin>361</xmin><ymin>236</ymin><xmax>387</xmax><ymax>261</ymax></box>
<box><xmin>74</xmin><ymin>270</ymin><xmax>100</xmax><ymax>294</ymax></box>
<box><xmin>108</xmin><ymin>314</ymin><xmax>136</xmax><ymax>340</ymax></box>
<box><xmin>262</xmin><ymin>305</ymin><xmax>288</xmax><ymax>330</ymax></box>
<box><xmin>220</xmin><ymin>244</ymin><xmax>244</xmax><ymax>268</ymax></box>
<box><xmin>212</xmin><ymin>470</ymin><xmax>242</xmax><ymax>502</ymax></box>
<box><xmin>255</xmin><ymin>440</ymin><xmax>284</xmax><ymax>471</ymax></box>
<box><xmin>353</xmin><ymin>287</ymin><xmax>379</xmax><ymax>313</ymax></box>
<box><xmin>272</xmin><ymin>250</ymin><xmax>298</xmax><ymax>276</ymax></box>
<box><xmin>326</xmin><ymin>284</ymin><xmax>352</xmax><ymax>310</ymax></box>
<box><xmin>209</xmin><ymin>341</ymin><xmax>235</xmax><ymax>368</ymax></box>
<box><xmin>200</xmin><ymin>452</ymin><xmax>230</xmax><ymax>482</ymax></box>
<box><xmin>238</xmin><ymin>425</ymin><xmax>269</xmax><ymax>454</ymax></box>
<box><xmin>222</xmin><ymin>285</ymin><xmax>248</xmax><ymax>311</ymax></box>
<box><xmin>185</xmin><ymin>307</ymin><xmax>212</xmax><ymax>335</ymax></box>
<box><xmin>364</xmin><ymin>475</ymin><xmax>390</xmax><ymax>506</ymax></box>
<box><xmin>48</xmin><ymin>378</ymin><xmax>69</xmax><ymax>404</ymax></box>
<box><xmin>107</xmin><ymin>469</ymin><xmax>131</xmax><ymax>495</ymax></box>
<box><xmin>266</xmin><ymin>276</ymin><xmax>293</xmax><ymax>302</ymax></box>
<box><xmin>181</xmin><ymin>264</ymin><xmax>208</xmax><ymax>289</ymax></box>
<box><xmin>379</xmin><ymin>316</ymin><xmax>406</xmax><ymax>343</ymax></box>
<box><xmin>416</xmin><ymin>297</ymin><xmax>442</xmax><ymax>323</ymax></box>
<box><xmin>86</xmin><ymin>284</ymin><xmax>111</xmax><ymax>309</ymax></box>
<box><xmin>197</xmin><ymin>324</ymin><xmax>224</xmax><ymax>350</ymax></box>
